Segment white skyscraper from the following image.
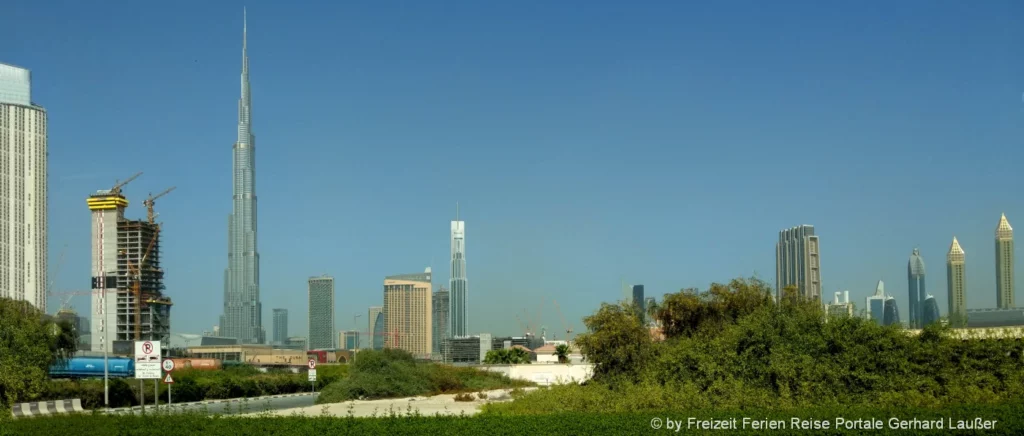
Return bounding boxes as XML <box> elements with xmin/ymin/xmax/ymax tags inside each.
<box><xmin>449</xmin><ymin>204</ymin><xmax>468</xmax><ymax>338</ymax></box>
<box><xmin>0</xmin><ymin>63</ymin><xmax>47</xmax><ymax>311</ymax></box>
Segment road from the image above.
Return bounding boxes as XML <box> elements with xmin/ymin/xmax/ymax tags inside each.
<box><xmin>104</xmin><ymin>393</ymin><xmax>319</xmax><ymax>416</ymax></box>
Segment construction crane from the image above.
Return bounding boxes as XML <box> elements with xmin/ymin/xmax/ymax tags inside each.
<box><xmin>553</xmin><ymin>299</ymin><xmax>573</xmax><ymax>341</ymax></box>
<box><xmin>144</xmin><ymin>186</ymin><xmax>176</xmax><ymax>224</ymax></box>
<box><xmin>110</xmin><ymin>172</ymin><xmax>142</xmax><ymax>196</ymax></box>
<box><xmin>45</xmin><ymin>243</ymin><xmax>68</xmax><ymax>301</ymax></box>
<box><xmin>53</xmin><ymin>290</ymin><xmax>94</xmax><ymax>312</ymax></box>
<box><xmin>122</xmin><ymin>227</ymin><xmax>159</xmax><ymax>340</ymax></box>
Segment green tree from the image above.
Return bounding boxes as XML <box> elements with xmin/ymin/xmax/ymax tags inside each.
<box><xmin>0</xmin><ymin>298</ymin><xmax>79</xmax><ymax>407</ymax></box>
<box><xmin>554</xmin><ymin>344</ymin><xmax>570</xmax><ymax>364</ymax></box>
<box><xmin>484</xmin><ymin>348</ymin><xmax>531</xmax><ymax>364</ymax></box>
<box><xmin>574</xmin><ymin>302</ymin><xmax>653</xmax><ymax>382</ymax></box>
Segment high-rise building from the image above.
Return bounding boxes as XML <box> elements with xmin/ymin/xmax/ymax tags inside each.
<box><xmin>432</xmin><ymin>287</ymin><xmax>449</xmax><ymax>356</ymax></box>
<box><xmin>307</xmin><ymin>276</ymin><xmax>335</xmax><ymax>350</ymax></box>
<box><xmin>995</xmin><ymin>214</ymin><xmax>1015</xmax><ymax>309</ymax></box>
<box><xmin>88</xmin><ymin>184</ymin><xmax>173</xmax><ymax>352</ymax></box>
<box><xmin>865</xmin><ymin>280</ymin><xmax>886</xmax><ymax>324</ymax></box>
<box><xmin>631</xmin><ymin>285</ymin><xmax>645</xmax><ymax>322</ymax></box>
<box><xmin>271</xmin><ymin>308</ymin><xmax>288</xmax><ymax>346</ymax></box>
<box><xmin>384</xmin><ymin>268</ymin><xmax>432</xmax><ymax>359</ymax></box>
<box><xmin>882</xmin><ymin>295</ymin><xmax>900</xmax><ymax>327</ymax></box>
<box><xmin>947</xmin><ymin>237</ymin><xmax>967</xmax><ymax>327</ymax></box>
<box><xmin>775</xmin><ymin>225</ymin><xmax>822</xmax><ymax>300</ymax></box>
<box><xmin>907</xmin><ymin>248</ymin><xmax>926</xmax><ymax>328</ymax></box>
<box><xmin>449</xmin><ymin>207</ymin><xmax>468</xmax><ymax>338</ymax></box>
<box><xmin>221</xmin><ymin>10</ymin><xmax>264</xmax><ymax>345</ymax></box>
<box><xmin>341</xmin><ymin>330</ymin><xmax>359</xmax><ymax>350</ymax></box>
<box><xmin>0</xmin><ymin>63</ymin><xmax>46</xmax><ymax>311</ymax></box>
<box><xmin>368</xmin><ymin>306</ymin><xmax>383</xmax><ymax>350</ymax></box>
<box><xmin>921</xmin><ymin>295</ymin><xmax>940</xmax><ymax>327</ymax></box>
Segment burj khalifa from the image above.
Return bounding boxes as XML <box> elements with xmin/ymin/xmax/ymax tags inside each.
<box><xmin>221</xmin><ymin>9</ymin><xmax>264</xmax><ymax>344</ymax></box>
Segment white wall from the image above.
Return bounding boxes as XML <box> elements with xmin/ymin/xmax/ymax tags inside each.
<box><xmin>480</xmin><ymin>363</ymin><xmax>594</xmax><ymax>386</ymax></box>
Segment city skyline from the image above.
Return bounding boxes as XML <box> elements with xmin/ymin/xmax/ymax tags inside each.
<box><xmin>9</xmin><ymin>3</ymin><xmax>1024</xmax><ymax>338</ymax></box>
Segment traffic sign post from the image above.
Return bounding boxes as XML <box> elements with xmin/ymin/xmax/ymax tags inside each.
<box><xmin>162</xmin><ymin>360</ymin><xmax>175</xmax><ymax>406</ymax></box>
<box><xmin>134</xmin><ymin>341</ymin><xmax>162</xmax><ymax>379</ymax></box>
<box><xmin>308</xmin><ymin>359</ymin><xmax>317</xmax><ymax>392</ymax></box>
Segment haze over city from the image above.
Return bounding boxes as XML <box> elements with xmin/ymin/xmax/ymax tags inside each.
<box><xmin>5</xmin><ymin>0</ymin><xmax>1024</xmax><ymax>338</ymax></box>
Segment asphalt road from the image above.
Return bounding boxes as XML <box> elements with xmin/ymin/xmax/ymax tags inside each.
<box><xmin>106</xmin><ymin>393</ymin><xmax>320</xmax><ymax>416</ymax></box>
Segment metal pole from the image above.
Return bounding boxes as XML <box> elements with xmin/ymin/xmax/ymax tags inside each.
<box><xmin>168</xmin><ymin>382</ymin><xmax>172</xmax><ymax>406</ymax></box>
<box><xmin>154</xmin><ymin>380</ymin><xmax>158</xmax><ymax>408</ymax></box>
<box><xmin>140</xmin><ymin>379</ymin><xmax>145</xmax><ymax>412</ymax></box>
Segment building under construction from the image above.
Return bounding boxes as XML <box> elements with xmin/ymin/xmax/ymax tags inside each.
<box><xmin>88</xmin><ymin>174</ymin><xmax>173</xmax><ymax>353</ymax></box>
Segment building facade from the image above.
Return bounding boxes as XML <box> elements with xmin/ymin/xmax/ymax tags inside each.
<box><xmin>450</xmin><ymin>211</ymin><xmax>468</xmax><ymax>338</ymax></box>
<box><xmin>383</xmin><ymin>269</ymin><xmax>432</xmax><ymax>359</ymax></box>
<box><xmin>996</xmin><ymin>214</ymin><xmax>1015</xmax><ymax>309</ymax></box>
<box><xmin>825</xmin><ymin>291</ymin><xmax>854</xmax><ymax>318</ymax></box>
<box><xmin>0</xmin><ymin>63</ymin><xmax>46</xmax><ymax>312</ymax></box>
<box><xmin>368</xmin><ymin>306</ymin><xmax>383</xmax><ymax>350</ymax></box>
<box><xmin>307</xmin><ymin>276</ymin><xmax>335</xmax><ymax>350</ymax></box>
<box><xmin>432</xmin><ymin>287</ymin><xmax>449</xmax><ymax>356</ymax></box>
<box><xmin>221</xmin><ymin>11</ymin><xmax>264</xmax><ymax>345</ymax></box>
<box><xmin>341</xmin><ymin>330</ymin><xmax>359</xmax><ymax>350</ymax></box>
<box><xmin>882</xmin><ymin>296</ymin><xmax>900</xmax><ymax>327</ymax></box>
<box><xmin>775</xmin><ymin>225</ymin><xmax>822</xmax><ymax>300</ymax></box>
<box><xmin>947</xmin><ymin>237</ymin><xmax>967</xmax><ymax>326</ymax></box>
<box><xmin>271</xmin><ymin>308</ymin><xmax>288</xmax><ymax>345</ymax></box>
<box><xmin>907</xmin><ymin>248</ymin><xmax>926</xmax><ymax>328</ymax></box>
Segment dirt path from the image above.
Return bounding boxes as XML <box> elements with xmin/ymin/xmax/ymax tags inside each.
<box><xmin>244</xmin><ymin>387</ymin><xmax>539</xmax><ymax>418</ymax></box>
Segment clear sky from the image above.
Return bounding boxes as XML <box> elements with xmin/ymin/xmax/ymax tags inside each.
<box><xmin>5</xmin><ymin>1</ymin><xmax>1024</xmax><ymax>339</ymax></box>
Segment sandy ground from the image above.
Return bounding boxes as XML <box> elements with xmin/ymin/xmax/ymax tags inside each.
<box><xmin>243</xmin><ymin>387</ymin><xmax>539</xmax><ymax>418</ymax></box>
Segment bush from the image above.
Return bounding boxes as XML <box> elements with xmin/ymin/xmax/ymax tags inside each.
<box><xmin>453</xmin><ymin>393</ymin><xmax>475</xmax><ymax>402</ymax></box>
<box><xmin>499</xmin><ymin>277</ymin><xmax>1024</xmax><ymax>414</ymax></box>
<box><xmin>317</xmin><ymin>349</ymin><xmax>531</xmax><ymax>404</ymax></box>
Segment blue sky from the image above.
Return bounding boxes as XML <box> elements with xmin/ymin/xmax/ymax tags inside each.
<box><xmin>5</xmin><ymin>1</ymin><xmax>1024</xmax><ymax>339</ymax></box>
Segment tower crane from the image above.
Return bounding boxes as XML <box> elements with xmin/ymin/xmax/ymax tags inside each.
<box><xmin>110</xmin><ymin>172</ymin><xmax>142</xmax><ymax>196</ymax></box>
<box><xmin>45</xmin><ymin>243</ymin><xmax>68</xmax><ymax>302</ymax></box>
<box><xmin>144</xmin><ymin>186</ymin><xmax>176</xmax><ymax>225</ymax></box>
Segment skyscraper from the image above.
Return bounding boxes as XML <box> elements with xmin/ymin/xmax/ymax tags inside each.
<box><xmin>947</xmin><ymin>237</ymin><xmax>967</xmax><ymax>327</ymax></box>
<box><xmin>866</xmin><ymin>280</ymin><xmax>886</xmax><ymax>324</ymax></box>
<box><xmin>0</xmin><ymin>63</ymin><xmax>46</xmax><ymax>311</ymax></box>
<box><xmin>432</xmin><ymin>287</ymin><xmax>449</xmax><ymax>356</ymax></box>
<box><xmin>632</xmin><ymin>285</ymin><xmax>645</xmax><ymax>322</ymax></box>
<box><xmin>995</xmin><ymin>214</ymin><xmax>1015</xmax><ymax>309</ymax></box>
<box><xmin>882</xmin><ymin>295</ymin><xmax>900</xmax><ymax>327</ymax></box>
<box><xmin>921</xmin><ymin>295</ymin><xmax>940</xmax><ymax>327</ymax></box>
<box><xmin>775</xmin><ymin>225</ymin><xmax>822</xmax><ymax>300</ymax></box>
<box><xmin>368</xmin><ymin>306</ymin><xmax>383</xmax><ymax>350</ymax></box>
<box><xmin>272</xmin><ymin>308</ymin><xmax>288</xmax><ymax>346</ymax></box>
<box><xmin>907</xmin><ymin>248</ymin><xmax>926</xmax><ymax>328</ymax></box>
<box><xmin>221</xmin><ymin>9</ymin><xmax>263</xmax><ymax>344</ymax></box>
<box><xmin>384</xmin><ymin>268</ymin><xmax>432</xmax><ymax>359</ymax></box>
<box><xmin>307</xmin><ymin>276</ymin><xmax>335</xmax><ymax>350</ymax></box>
<box><xmin>449</xmin><ymin>206</ymin><xmax>468</xmax><ymax>338</ymax></box>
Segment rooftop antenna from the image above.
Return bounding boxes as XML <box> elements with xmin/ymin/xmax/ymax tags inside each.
<box><xmin>456</xmin><ymin>201</ymin><xmax>460</xmax><ymax>221</ymax></box>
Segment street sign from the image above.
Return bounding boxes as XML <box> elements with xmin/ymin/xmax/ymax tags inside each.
<box><xmin>162</xmin><ymin>359</ymin><xmax>175</xmax><ymax>372</ymax></box>
<box><xmin>134</xmin><ymin>340</ymin><xmax>162</xmax><ymax>379</ymax></box>
<box><xmin>307</xmin><ymin>359</ymin><xmax>316</xmax><ymax>370</ymax></box>
<box><xmin>308</xmin><ymin>369</ymin><xmax>317</xmax><ymax>382</ymax></box>
<box><xmin>163</xmin><ymin>373</ymin><xmax>174</xmax><ymax>384</ymax></box>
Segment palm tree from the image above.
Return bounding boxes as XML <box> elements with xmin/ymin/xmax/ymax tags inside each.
<box><xmin>554</xmin><ymin>344</ymin><xmax>570</xmax><ymax>363</ymax></box>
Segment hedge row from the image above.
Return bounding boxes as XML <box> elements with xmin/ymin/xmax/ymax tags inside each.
<box><xmin>5</xmin><ymin>402</ymin><xmax>1024</xmax><ymax>435</ymax></box>
<box><xmin>38</xmin><ymin>365</ymin><xmax>347</xmax><ymax>409</ymax></box>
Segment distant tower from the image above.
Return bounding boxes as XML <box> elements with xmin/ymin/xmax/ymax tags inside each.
<box><xmin>307</xmin><ymin>276</ymin><xmax>335</xmax><ymax>350</ymax></box>
<box><xmin>775</xmin><ymin>225</ymin><xmax>822</xmax><ymax>300</ymax></box>
<box><xmin>947</xmin><ymin>237</ymin><xmax>967</xmax><ymax>326</ymax></box>
<box><xmin>907</xmin><ymin>248</ymin><xmax>926</xmax><ymax>328</ymax></box>
<box><xmin>865</xmin><ymin>280</ymin><xmax>886</xmax><ymax>324</ymax></box>
<box><xmin>995</xmin><ymin>214</ymin><xmax>1015</xmax><ymax>309</ymax></box>
<box><xmin>921</xmin><ymin>295</ymin><xmax>940</xmax><ymax>326</ymax></box>
<box><xmin>882</xmin><ymin>295</ymin><xmax>900</xmax><ymax>327</ymax></box>
<box><xmin>632</xmin><ymin>285</ymin><xmax>645</xmax><ymax>322</ymax></box>
<box><xmin>271</xmin><ymin>308</ymin><xmax>288</xmax><ymax>346</ymax></box>
<box><xmin>432</xmin><ymin>286</ymin><xmax>449</xmax><ymax>356</ymax></box>
<box><xmin>449</xmin><ymin>204</ymin><xmax>468</xmax><ymax>338</ymax></box>
<box><xmin>384</xmin><ymin>268</ymin><xmax>433</xmax><ymax>358</ymax></box>
<box><xmin>368</xmin><ymin>306</ymin><xmax>383</xmax><ymax>350</ymax></box>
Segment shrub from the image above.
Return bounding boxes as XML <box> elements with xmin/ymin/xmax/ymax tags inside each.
<box><xmin>453</xmin><ymin>393</ymin><xmax>474</xmax><ymax>402</ymax></box>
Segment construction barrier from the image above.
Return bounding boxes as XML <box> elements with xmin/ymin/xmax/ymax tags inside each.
<box><xmin>11</xmin><ymin>399</ymin><xmax>85</xmax><ymax>418</ymax></box>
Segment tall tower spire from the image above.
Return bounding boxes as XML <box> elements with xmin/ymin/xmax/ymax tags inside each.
<box><xmin>996</xmin><ymin>214</ymin><xmax>1015</xmax><ymax>308</ymax></box>
<box><xmin>222</xmin><ymin>8</ymin><xmax>263</xmax><ymax>344</ymax></box>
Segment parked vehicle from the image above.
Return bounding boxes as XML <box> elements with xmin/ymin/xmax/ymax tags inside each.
<box><xmin>49</xmin><ymin>357</ymin><xmax>134</xmax><ymax>378</ymax></box>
